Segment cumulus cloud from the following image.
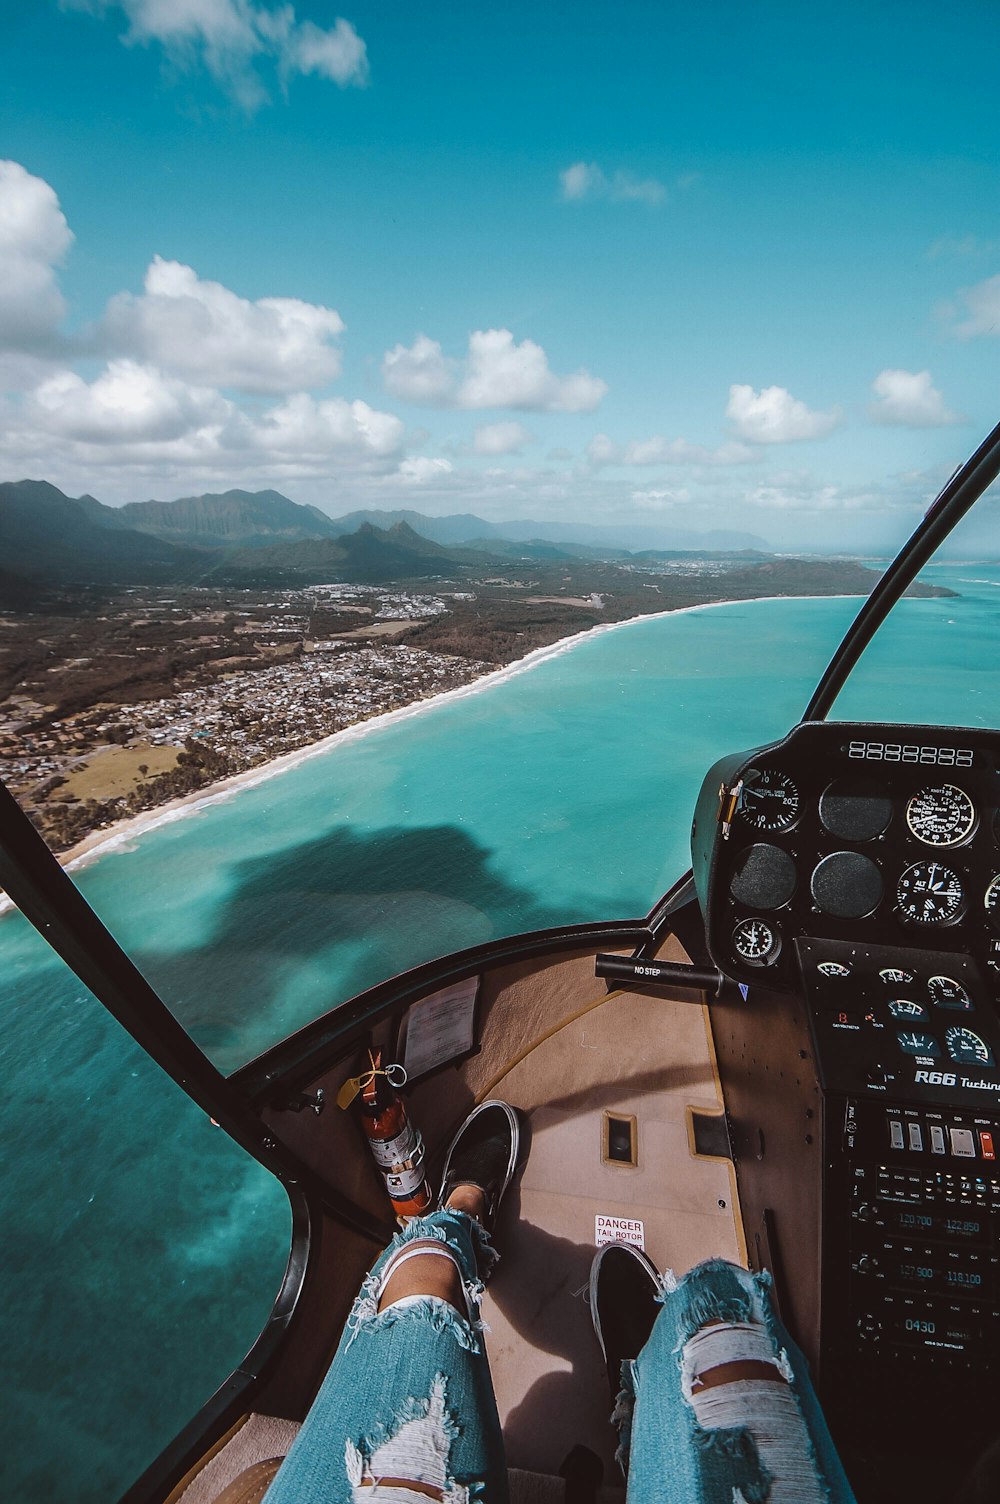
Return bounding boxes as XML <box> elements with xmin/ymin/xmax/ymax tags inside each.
<box><xmin>586</xmin><ymin>431</ymin><xmax>754</xmax><ymax>467</ymax></box>
<box><xmin>868</xmin><ymin>369</ymin><xmax>960</xmax><ymax>428</ymax></box>
<box><xmin>64</xmin><ymin>0</ymin><xmax>369</xmax><ymax>109</ymax></box>
<box><xmin>101</xmin><ymin>256</ymin><xmax>344</xmax><ymax>392</ymax></box>
<box><xmin>472</xmin><ymin>420</ymin><xmax>532</xmax><ymax>455</ymax></box>
<box><xmin>382</xmin><ymin>329</ymin><xmax>607</xmax><ymax>413</ymax></box>
<box><xmin>0</xmin><ymin>160</ymin><xmax>73</xmax><ymax>353</ymax></box>
<box><xmin>396</xmin><ymin>456</ymin><xmax>455</xmax><ymax>484</ymax></box>
<box><xmin>253</xmin><ymin>392</ymin><xmax>403</xmax><ymax>458</ymax></box>
<box><xmin>631</xmin><ymin>487</ymin><xmax>692</xmax><ymax>509</ymax></box>
<box><xmin>28</xmin><ymin>359</ymin><xmax>228</xmax><ymax>442</ymax></box>
<box><xmin>726</xmin><ymin>384</ymin><xmax>841</xmax><ymax>444</ymax></box>
<box><xmin>951</xmin><ymin>273</ymin><xmax>1000</xmax><ymax>338</ymax></box>
<box><xmin>559</xmin><ymin>161</ymin><xmax>666</xmax><ymax>206</ymax></box>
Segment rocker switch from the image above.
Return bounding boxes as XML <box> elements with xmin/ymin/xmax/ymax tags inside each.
<box><xmin>888</xmin><ymin>1119</ymin><xmax>905</xmax><ymax>1151</ymax></box>
<box><xmin>907</xmin><ymin>1122</ymin><xmax>923</xmax><ymax>1152</ymax></box>
<box><xmin>929</xmin><ymin>1125</ymin><xmax>947</xmax><ymax>1155</ymax></box>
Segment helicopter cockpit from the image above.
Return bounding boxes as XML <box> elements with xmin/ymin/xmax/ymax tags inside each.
<box><xmin>4</xmin><ymin>423</ymin><xmax>1000</xmax><ymax>1503</ymax></box>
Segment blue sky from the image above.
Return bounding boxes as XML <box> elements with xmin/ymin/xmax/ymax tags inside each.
<box><xmin>2</xmin><ymin>0</ymin><xmax>1000</xmax><ymax>547</ymax></box>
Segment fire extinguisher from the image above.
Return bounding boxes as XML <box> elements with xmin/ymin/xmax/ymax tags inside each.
<box><xmin>337</xmin><ymin>1049</ymin><xmax>433</xmax><ymax>1223</ymax></box>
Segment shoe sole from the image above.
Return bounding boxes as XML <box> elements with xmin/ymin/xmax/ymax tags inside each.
<box><xmin>438</xmin><ymin>1099</ymin><xmax>521</xmax><ymax>1217</ymax></box>
<box><xmin>589</xmin><ymin>1241</ymin><xmax>662</xmax><ymax>1366</ymax></box>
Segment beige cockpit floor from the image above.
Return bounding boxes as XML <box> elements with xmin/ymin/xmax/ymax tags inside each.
<box><xmin>480</xmin><ymin>989</ymin><xmax>742</xmax><ymax>1482</ymax></box>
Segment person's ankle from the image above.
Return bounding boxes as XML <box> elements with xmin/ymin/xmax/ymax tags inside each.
<box><xmin>444</xmin><ymin>1183</ymin><xmax>488</xmax><ymax>1222</ymax></box>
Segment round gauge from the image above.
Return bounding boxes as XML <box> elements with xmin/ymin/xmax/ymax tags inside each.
<box><xmin>928</xmin><ymin>976</ymin><xmax>972</xmax><ymax>1011</ymax></box>
<box><xmin>888</xmin><ymin>999</ymin><xmax>928</xmax><ymax>1021</ymax></box>
<box><xmin>880</xmin><ymin>966</ymin><xmax>915</xmax><ymax>986</ymax></box>
<box><xmin>897</xmin><ymin>1030</ymin><xmax>941</xmax><ymax>1057</ymax></box>
<box><xmin>738</xmin><ymin>768</ymin><xmax>800</xmax><ymax>833</ymax></box>
<box><xmin>732</xmin><ymin>917</ymin><xmax>779</xmax><ymax>966</ymax></box>
<box><xmin>896</xmin><ymin>862</ymin><xmax>965</xmax><ymax>924</ymax></box>
<box><xmin>945</xmin><ymin>1027</ymin><xmax>994</xmax><ymax>1067</ymax></box>
<box><xmin>985</xmin><ymin>874</ymin><xmax>1000</xmax><ymax>931</ymax></box>
<box><xmin>905</xmin><ymin>785</ymin><xmax>976</xmax><ymax>847</ymax></box>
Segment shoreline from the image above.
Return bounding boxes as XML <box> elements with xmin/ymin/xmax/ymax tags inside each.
<box><xmin>3</xmin><ymin>590</ymin><xmax>866</xmax><ymax>907</ymax></box>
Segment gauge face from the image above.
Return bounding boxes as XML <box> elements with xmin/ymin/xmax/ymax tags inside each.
<box><xmin>905</xmin><ymin>785</ymin><xmax>976</xmax><ymax>847</ymax></box>
<box><xmin>880</xmin><ymin>966</ymin><xmax>915</xmax><ymax>986</ymax></box>
<box><xmin>817</xmin><ymin>961</ymin><xmax>851</xmax><ymax>979</ymax></box>
<box><xmin>896</xmin><ymin>862</ymin><xmax>965</xmax><ymax>924</ymax></box>
<box><xmin>985</xmin><ymin>875</ymin><xmax>1000</xmax><ymax>931</ymax></box>
<box><xmin>945</xmin><ymin>1027</ymin><xmax>993</xmax><ymax>1067</ymax></box>
<box><xmin>731</xmin><ymin>917</ymin><xmax>779</xmax><ymax>965</ymax></box>
<box><xmin>888</xmin><ymin>998</ymin><xmax>928</xmax><ymax>1020</ymax></box>
<box><xmin>738</xmin><ymin>768</ymin><xmax>800</xmax><ymax>833</ymax></box>
<box><xmin>897</xmin><ymin>1030</ymin><xmax>941</xmax><ymax>1058</ymax></box>
<box><xmin>928</xmin><ymin>976</ymin><xmax>972</xmax><ymax>1011</ymax></box>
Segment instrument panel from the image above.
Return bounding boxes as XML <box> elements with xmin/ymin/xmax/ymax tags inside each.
<box><xmin>692</xmin><ymin>723</ymin><xmax>1000</xmax><ymax>1107</ymax></box>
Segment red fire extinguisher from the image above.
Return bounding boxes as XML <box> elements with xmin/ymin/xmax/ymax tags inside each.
<box><xmin>338</xmin><ymin>1049</ymin><xmax>433</xmax><ymax>1223</ymax></box>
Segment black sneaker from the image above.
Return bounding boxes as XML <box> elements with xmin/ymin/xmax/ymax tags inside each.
<box><xmin>439</xmin><ymin>1100</ymin><xmax>520</xmax><ymax>1231</ymax></box>
<box><xmin>590</xmin><ymin>1242</ymin><xmax>661</xmax><ymax>1401</ymax></box>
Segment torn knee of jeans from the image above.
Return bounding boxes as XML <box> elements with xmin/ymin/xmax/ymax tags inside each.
<box><xmin>347</xmin><ymin>1290</ymin><xmax>486</xmax><ymax>1355</ymax></box>
<box><xmin>345</xmin><ymin>1374</ymin><xmax>484</xmax><ymax>1502</ymax></box>
<box><xmin>681</xmin><ymin>1320</ymin><xmax>794</xmax><ymax>1402</ymax></box>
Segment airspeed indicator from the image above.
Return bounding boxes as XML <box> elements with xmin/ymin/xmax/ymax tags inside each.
<box><xmin>906</xmin><ymin>785</ymin><xmax>976</xmax><ymax>847</ymax></box>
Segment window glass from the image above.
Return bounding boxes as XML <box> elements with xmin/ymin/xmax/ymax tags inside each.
<box><xmin>0</xmin><ymin>907</ymin><xmax>290</xmax><ymax>1502</ymax></box>
<box><xmin>830</xmin><ymin>497</ymin><xmax>1000</xmax><ymax>730</ymax></box>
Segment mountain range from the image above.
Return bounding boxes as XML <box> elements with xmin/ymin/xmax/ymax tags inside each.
<box><xmin>0</xmin><ymin>480</ymin><xmax>771</xmax><ymax>602</ymax></box>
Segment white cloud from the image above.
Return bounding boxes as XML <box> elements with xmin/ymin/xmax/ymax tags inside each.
<box><xmin>0</xmin><ymin>160</ymin><xmax>73</xmax><ymax>353</ymax></box>
<box><xmin>101</xmin><ymin>256</ymin><xmax>345</xmax><ymax>392</ymax></box>
<box><xmin>587</xmin><ymin>431</ymin><xmax>755</xmax><ymax>467</ymax></box>
<box><xmin>726</xmin><ymin>384</ymin><xmax>841</xmax><ymax>444</ymax></box>
<box><xmin>66</xmin><ymin>0</ymin><xmax>369</xmax><ymax>109</ymax></box>
<box><xmin>868</xmin><ymin>369</ymin><xmax>960</xmax><ymax>427</ymax></box>
<box><xmin>472</xmin><ymin>420</ymin><xmax>532</xmax><ymax>455</ymax></box>
<box><xmin>951</xmin><ymin>273</ymin><xmax>1000</xmax><ymax>338</ymax></box>
<box><xmin>28</xmin><ymin>360</ymin><xmax>228</xmax><ymax>442</ymax></box>
<box><xmin>559</xmin><ymin>161</ymin><xmax>666</xmax><ymax>206</ymax></box>
<box><xmin>382</xmin><ymin>329</ymin><xmax>607</xmax><ymax>413</ymax></box>
<box><xmin>382</xmin><ymin>334</ymin><xmax>457</xmax><ymax>404</ymax></box>
<box><xmin>252</xmin><ymin>392</ymin><xmax>403</xmax><ymax>458</ymax></box>
<box><xmin>396</xmin><ymin>456</ymin><xmax>454</xmax><ymax>484</ymax></box>
<box><xmin>631</xmin><ymin>487</ymin><xmax>692</xmax><ymax>509</ymax></box>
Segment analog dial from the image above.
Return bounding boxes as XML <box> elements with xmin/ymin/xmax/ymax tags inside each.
<box><xmin>880</xmin><ymin>966</ymin><xmax>915</xmax><ymax>986</ymax></box>
<box><xmin>731</xmin><ymin>917</ymin><xmax>779</xmax><ymax>965</ymax></box>
<box><xmin>896</xmin><ymin>862</ymin><xmax>965</xmax><ymax>924</ymax></box>
<box><xmin>985</xmin><ymin>874</ymin><xmax>1000</xmax><ymax>931</ymax></box>
<box><xmin>897</xmin><ymin>1030</ymin><xmax>941</xmax><ymax>1058</ymax></box>
<box><xmin>888</xmin><ymin>999</ymin><xmax>928</xmax><ymax>1021</ymax></box>
<box><xmin>905</xmin><ymin>785</ymin><xmax>976</xmax><ymax>847</ymax></box>
<box><xmin>817</xmin><ymin>961</ymin><xmax>851</xmax><ymax>979</ymax></box>
<box><xmin>928</xmin><ymin>976</ymin><xmax>972</xmax><ymax>1011</ymax></box>
<box><xmin>945</xmin><ymin>1027</ymin><xmax>993</xmax><ymax>1067</ymax></box>
<box><xmin>738</xmin><ymin>768</ymin><xmax>801</xmax><ymax>833</ymax></box>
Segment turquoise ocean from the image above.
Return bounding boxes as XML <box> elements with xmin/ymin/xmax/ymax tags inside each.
<box><xmin>4</xmin><ymin>565</ymin><xmax>1000</xmax><ymax>1501</ymax></box>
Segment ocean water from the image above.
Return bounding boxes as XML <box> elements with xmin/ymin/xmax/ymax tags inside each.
<box><xmin>3</xmin><ymin>572</ymin><xmax>1000</xmax><ymax>1500</ymax></box>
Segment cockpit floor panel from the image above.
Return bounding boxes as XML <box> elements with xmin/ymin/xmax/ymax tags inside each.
<box><xmin>479</xmin><ymin>988</ymin><xmax>742</xmax><ymax>1481</ymax></box>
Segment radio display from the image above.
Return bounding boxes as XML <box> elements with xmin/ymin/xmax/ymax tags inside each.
<box><xmin>896</xmin><ymin>1260</ymin><xmax>985</xmax><ymax>1293</ymax></box>
<box><xmin>880</xmin><ymin>1204</ymin><xmax>986</xmax><ymax>1241</ymax></box>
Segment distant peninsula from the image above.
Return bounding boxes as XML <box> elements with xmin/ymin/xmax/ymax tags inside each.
<box><xmin>0</xmin><ymin>480</ymin><xmax>954</xmax><ymax>856</ymax></box>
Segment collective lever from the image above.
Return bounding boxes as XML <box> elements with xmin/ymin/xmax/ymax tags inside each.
<box><xmin>595</xmin><ymin>954</ymin><xmax>724</xmax><ymax>998</ymax></box>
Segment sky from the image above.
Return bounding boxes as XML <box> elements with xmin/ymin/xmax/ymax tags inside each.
<box><xmin>2</xmin><ymin>0</ymin><xmax>1000</xmax><ymax>549</ymax></box>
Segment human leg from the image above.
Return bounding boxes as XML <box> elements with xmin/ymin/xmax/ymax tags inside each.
<box><xmin>593</xmin><ymin>1251</ymin><xmax>857</xmax><ymax>1504</ymax></box>
<box><xmin>266</xmin><ymin>1103</ymin><xmax>519</xmax><ymax>1504</ymax></box>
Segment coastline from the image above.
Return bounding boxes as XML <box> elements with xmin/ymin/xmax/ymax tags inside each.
<box><xmin>3</xmin><ymin>590</ymin><xmax>865</xmax><ymax>908</ymax></box>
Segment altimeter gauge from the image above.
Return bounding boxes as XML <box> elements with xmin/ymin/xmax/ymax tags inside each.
<box><xmin>905</xmin><ymin>785</ymin><xmax>976</xmax><ymax>847</ymax></box>
<box><xmin>738</xmin><ymin>769</ymin><xmax>800</xmax><ymax>833</ymax></box>
<box><xmin>945</xmin><ymin>1027</ymin><xmax>993</xmax><ymax>1067</ymax></box>
<box><xmin>896</xmin><ymin>862</ymin><xmax>965</xmax><ymax>924</ymax></box>
<box><xmin>731</xmin><ymin>917</ymin><xmax>779</xmax><ymax>966</ymax></box>
<box><xmin>927</xmin><ymin>976</ymin><xmax>972</xmax><ymax>1011</ymax></box>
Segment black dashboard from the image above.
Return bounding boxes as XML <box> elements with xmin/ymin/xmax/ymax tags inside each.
<box><xmin>692</xmin><ymin>721</ymin><xmax>1000</xmax><ymax>1109</ymax></box>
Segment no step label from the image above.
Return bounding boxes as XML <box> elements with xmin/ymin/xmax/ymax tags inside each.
<box><xmin>595</xmin><ymin>1214</ymin><xmax>645</xmax><ymax>1250</ymax></box>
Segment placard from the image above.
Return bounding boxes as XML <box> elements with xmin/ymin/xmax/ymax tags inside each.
<box><xmin>595</xmin><ymin>1214</ymin><xmax>646</xmax><ymax>1250</ymax></box>
<box><xmin>401</xmin><ymin>976</ymin><xmax>480</xmax><ymax>1080</ymax></box>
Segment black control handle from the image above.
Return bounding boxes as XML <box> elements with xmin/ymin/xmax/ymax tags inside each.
<box><xmin>595</xmin><ymin>954</ymin><xmax>724</xmax><ymax>997</ymax></box>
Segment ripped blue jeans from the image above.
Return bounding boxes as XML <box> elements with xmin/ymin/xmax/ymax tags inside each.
<box><xmin>265</xmin><ymin>1209</ymin><xmax>506</xmax><ymax>1503</ymax></box>
<box><xmin>266</xmin><ymin>1219</ymin><xmax>855</xmax><ymax>1504</ymax></box>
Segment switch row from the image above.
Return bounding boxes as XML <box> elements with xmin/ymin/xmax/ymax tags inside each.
<box><xmin>886</xmin><ymin>1116</ymin><xmax>996</xmax><ymax>1160</ymax></box>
